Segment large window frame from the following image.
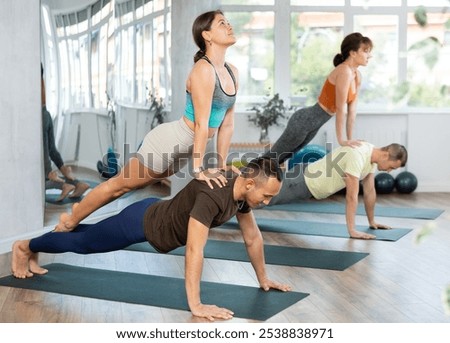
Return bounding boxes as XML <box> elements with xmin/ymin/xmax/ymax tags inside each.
<box><xmin>222</xmin><ymin>0</ymin><xmax>450</xmax><ymax>112</ymax></box>
<box><xmin>44</xmin><ymin>0</ymin><xmax>171</xmax><ymax>114</ymax></box>
<box><xmin>115</xmin><ymin>0</ymin><xmax>171</xmax><ymax>107</ymax></box>
<box><xmin>52</xmin><ymin>0</ymin><xmax>113</xmax><ymax>112</ymax></box>
<box><xmin>43</xmin><ymin>0</ymin><xmax>450</xmax><ymax>114</ymax></box>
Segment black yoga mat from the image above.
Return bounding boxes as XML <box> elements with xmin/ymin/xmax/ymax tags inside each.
<box><xmin>0</xmin><ymin>263</ymin><xmax>308</xmax><ymax>321</ymax></box>
<box><xmin>125</xmin><ymin>239</ymin><xmax>368</xmax><ymax>271</ymax></box>
<box><xmin>221</xmin><ymin>217</ymin><xmax>412</xmax><ymax>241</ymax></box>
<box><xmin>262</xmin><ymin>201</ymin><xmax>444</xmax><ymax>220</ymax></box>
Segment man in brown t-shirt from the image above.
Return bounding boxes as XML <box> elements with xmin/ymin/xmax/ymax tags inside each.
<box><xmin>12</xmin><ymin>157</ymin><xmax>292</xmax><ymax>321</ymax></box>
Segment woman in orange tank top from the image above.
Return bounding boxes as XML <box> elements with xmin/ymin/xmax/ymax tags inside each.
<box><xmin>265</xmin><ymin>32</ymin><xmax>373</xmax><ymax>164</ymax></box>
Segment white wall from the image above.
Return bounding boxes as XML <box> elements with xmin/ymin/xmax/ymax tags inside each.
<box><xmin>407</xmin><ymin>113</ymin><xmax>450</xmax><ymax>192</ymax></box>
<box><xmin>0</xmin><ymin>0</ymin><xmax>43</xmax><ymax>254</ymax></box>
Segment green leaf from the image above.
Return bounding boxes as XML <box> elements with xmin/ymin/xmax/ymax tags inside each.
<box><xmin>414</xmin><ymin>6</ymin><xmax>428</xmax><ymax>27</ymax></box>
<box><xmin>408</xmin><ymin>37</ymin><xmax>441</xmax><ymax>70</ymax></box>
<box><xmin>414</xmin><ymin>222</ymin><xmax>436</xmax><ymax>244</ymax></box>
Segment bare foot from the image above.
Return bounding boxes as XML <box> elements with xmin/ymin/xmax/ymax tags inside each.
<box><xmin>69</xmin><ymin>182</ymin><xmax>90</xmax><ymax>198</ymax></box>
<box><xmin>60</xmin><ymin>165</ymin><xmax>75</xmax><ymax>180</ymax></box>
<box><xmin>57</xmin><ymin>183</ymin><xmax>75</xmax><ymax>201</ymax></box>
<box><xmin>11</xmin><ymin>240</ymin><xmax>33</xmax><ymax>278</ymax></box>
<box><xmin>29</xmin><ymin>253</ymin><xmax>48</xmax><ymax>275</ymax></box>
<box><xmin>54</xmin><ymin>203</ymin><xmax>79</xmax><ymax>232</ymax></box>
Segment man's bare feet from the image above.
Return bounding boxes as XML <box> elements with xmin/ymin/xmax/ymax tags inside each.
<box><xmin>29</xmin><ymin>253</ymin><xmax>48</xmax><ymax>275</ymax></box>
<box><xmin>57</xmin><ymin>183</ymin><xmax>75</xmax><ymax>201</ymax></box>
<box><xmin>69</xmin><ymin>182</ymin><xmax>90</xmax><ymax>198</ymax></box>
<box><xmin>11</xmin><ymin>240</ymin><xmax>33</xmax><ymax>279</ymax></box>
<box><xmin>54</xmin><ymin>203</ymin><xmax>79</xmax><ymax>232</ymax></box>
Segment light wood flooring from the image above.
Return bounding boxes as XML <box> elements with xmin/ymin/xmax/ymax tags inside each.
<box><xmin>0</xmin><ymin>172</ymin><xmax>449</xmax><ymax>323</ymax></box>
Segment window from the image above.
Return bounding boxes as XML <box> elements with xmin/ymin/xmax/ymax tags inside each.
<box><xmin>222</xmin><ymin>0</ymin><xmax>275</xmax><ymax>5</ymax></box>
<box><xmin>354</xmin><ymin>15</ymin><xmax>399</xmax><ymax>110</ymax></box>
<box><xmin>226</xmin><ymin>11</ymin><xmax>275</xmax><ymax>104</ymax></box>
<box><xmin>47</xmin><ymin>0</ymin><xmax>170</xmax><ymax>110</ymax></box>
<box><xmin>290</xmin><ymin>12</ymin><xmax>344</xmax><ymax>107</ymax></box>
<box><xmin>406</xmin><ymin>10</ymin><xmax>450</xmax><ymax>108</ymax></box>
<box><xmin>222</xmin><ymin>0</ymin><xmax>450</xmax><ymax>112</ymax></box>
<box><xmin>115</xmin><ymin>0</ymin><xmax>171</xmax><ymax>105</ymax></box>
<box><xmin>53</xmin><ymin>0</ymin><xmax>113</xmax><ymax>111</ymax></box>
<box><xmin>292</xmin><ymin>0</ymin><xmax>344</xmax><ymax>6</ymax></box>
<box><xmin>44</xmin><ymin>1</ymin><xmax>450</xmax><ymax>113</ymax></box>
<box><xmin>351</xmin><ymin>0</ymin><xmax>401</xmax><ymax>6</ymax></box>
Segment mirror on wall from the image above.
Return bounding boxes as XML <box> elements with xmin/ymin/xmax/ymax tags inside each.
<box><xmin>41</xmin><ymin>0</ymin><xmax>172</xmax><ymax>225</ymax></box>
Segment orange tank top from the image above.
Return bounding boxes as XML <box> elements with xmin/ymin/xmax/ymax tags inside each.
<box><xmin>317</xmin><ymin>78</ymin><xmax>357</xmax><ymax>114</ymax></box>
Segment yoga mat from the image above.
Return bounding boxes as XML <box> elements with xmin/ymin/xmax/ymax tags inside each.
<box><xmin>0</xmin><ymin>263</ymin><xmax>308</xmax><ymax>321</ymax></box>
<box><xmin>262</xmin><ymin>201</ymin><xmax>444</xmax><ymax>220</ymax></box>
<box><xmin>221</xmin><ymin>217</ymin><xmax>412</xmax><ymax>241</ymax></box>
<box><xmin>45</xmin><ymin>180</ymin><xmax>135</xmax><ymax>204</ymax></box>
<box><xmin>45</xmin><ymin>180</ymin><xmax>99</xmax><ymax>204</ymax></box>
<box><xmin>125</xmin><ymin>239</ymin><xmax>368</xmax><ymax>271</ymax></box>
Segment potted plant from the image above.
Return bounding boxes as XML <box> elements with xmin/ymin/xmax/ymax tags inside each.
<box><xmin>248</xmin><ymin>93</ymin><xmax>289</xmax><ymax>144</ymax></box>
<box><xmin>147</xmin><ymin>88</ymin><xmax>167</xmax><ymax>129</ymax></box>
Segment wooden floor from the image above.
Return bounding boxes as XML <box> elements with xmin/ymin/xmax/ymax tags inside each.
<box><xmin>0</xmin><ymin>174</ymin><xmax>449</xmax><ymax>323</ymax></box>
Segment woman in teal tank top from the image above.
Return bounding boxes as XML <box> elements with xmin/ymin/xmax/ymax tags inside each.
<box><xmin>55</xmin><ymin>10</ymin><xmax>239</xmax><ymax>232</ymax></box>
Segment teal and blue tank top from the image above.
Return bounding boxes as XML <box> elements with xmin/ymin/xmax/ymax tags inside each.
<box><xmin>184</xmin><ymin>56</ymin><xmax>237</xmax><ymax>128</ymax></box>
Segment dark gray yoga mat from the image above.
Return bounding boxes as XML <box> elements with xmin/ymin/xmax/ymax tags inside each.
<box><xmin>0</xmin><ymin>263</ymin><xmax>308</xmax><ymax>321</ymax></box>
<box><xmin>262</xmin><ymin>201</ymin><xmax>443</xmax><ymax>220</ymax></box>
<box><xmin>221</xmin><ymin>217</ymin><xmax>412</xmax><ymax>241</ymax></box>
<box><xmin>125</xmin><ymin>239</ymin><xmax>369</xmax><ymax>271</ymax></box>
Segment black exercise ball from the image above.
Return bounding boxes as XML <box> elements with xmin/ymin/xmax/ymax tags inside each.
<box><xmin>395</xmin><ymin>171</ymin><xmax>418</xmax><ymax>194</ymax></box>
<box><xmin>375</xmin><ymin>173</ymin><xmax>395</xmax><ymax>194</ymax></box>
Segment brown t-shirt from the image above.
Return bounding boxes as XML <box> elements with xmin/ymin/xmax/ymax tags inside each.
<box><xmin>143</xmin><ymin>173</ymin><xmax>250</xmax><ymax>253</ymax></box>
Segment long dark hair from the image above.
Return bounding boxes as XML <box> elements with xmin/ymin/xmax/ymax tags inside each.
<box><xmin>192</xmin><ymin>10</ymin><xmax>224</xmax><ymax>63</ymax></box>
<box><xmin>333</xmin><ymin>32</ymin><xmax>373</xmax><ymax>66</ymax></box>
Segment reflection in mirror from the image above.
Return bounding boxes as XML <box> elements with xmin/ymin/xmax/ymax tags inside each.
<box><xmin>41</xmin><ymin>0</ymin><xmax>171</xmax><ymax>226</ymax></box>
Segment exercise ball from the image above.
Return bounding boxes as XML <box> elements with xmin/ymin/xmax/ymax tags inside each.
<box><xmin>375</xmin><ymin>173</ymin><xmax>395</xmax><ymax>194</ymax></box>
<box><xmin>395</xmin><ymin>171</ymin><xmax>418</xmax><ymax>194</ymax></box>
<box><xmin>288</xmin><ymin>144</ymin><xmax>326</xmax><ymax>170</ymax></box>
<box><xmin>97</xmin><ymin>147</ymin><xmax>119</xmax><ymax>179</ymax></box>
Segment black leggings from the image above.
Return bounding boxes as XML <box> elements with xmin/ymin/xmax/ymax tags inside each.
<box><xmin>264</xmin><ymin>103</ymin><xmax>331</xmax><ymax>164</ymax></box>
<box><xmin>30</xmin><ymin>198</ymin><xmax>159</xmax><ymax>254</ymax></box>
<box><xmin>42</xmin><ymin>106</ymin><xmax>64</xmax><ymax>177</ymax></box>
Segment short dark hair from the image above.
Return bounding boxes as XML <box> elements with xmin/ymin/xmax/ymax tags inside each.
<box><xmin>381</xmin><ymin>143</ymin><xmax>408</xmax><ymax>167</ymax></box>
<box><xmin>241</xmin><ymin>157</ymin><xmax>283</xmax><ymax>183</ymax></box>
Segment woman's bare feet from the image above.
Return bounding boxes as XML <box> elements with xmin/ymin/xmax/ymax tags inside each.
<box><xmin>54</xmin><ymin>203</ymin><xmax>79</xmax><ymax>232</ymax></box>
<box><xmin>11</xmin><ymin>240</ymin><xmax>33</xmax><ymax>278</ymax></box>
<box><xmin>57</xmin><ymin>183</ymin><xmax>75</xmax><ymax>201</ymax></box>
<box><xmin>69</xmin><ymin>181</ymin><xmax>90</xmax><ymax>198</ymax></box>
